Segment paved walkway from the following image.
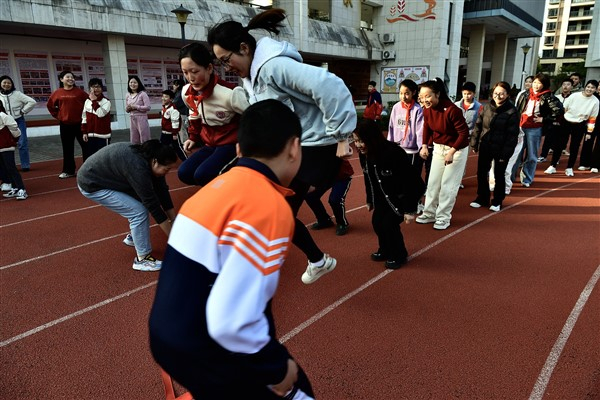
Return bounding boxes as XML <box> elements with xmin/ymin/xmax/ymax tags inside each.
<box><xmin>25</xmin><ymin>126</ymin><xmax>163</xmax><ymax>164</ymax></box>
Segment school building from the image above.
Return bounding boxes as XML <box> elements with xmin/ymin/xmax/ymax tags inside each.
<box><xmin>1</xmin><ymin>0</ymin><xmax>546</xmax><ymax>136</ymax></box>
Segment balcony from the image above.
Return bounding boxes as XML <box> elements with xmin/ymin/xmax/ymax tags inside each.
<box><xmin>463</xmin><ymin>0</ymin><xmax>542</xmax><ymax>32</ymax></box>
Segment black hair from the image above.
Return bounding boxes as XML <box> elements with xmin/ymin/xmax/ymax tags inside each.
<box><xmin>207</xmin><ymin>8</ymin><xmax>287</xmax><ymax>55</ymax></box>
<box><xmin>524</xmin><ymin>75</ymin><xmax>535</xmax><ymax>83</ymax></box>
<box><xmin>399</xmin><ymin>79</ymin><xmax>418</xmax><ymax>96</ymax></box>
<box><xmin>238</xmin><ymin>99</ymin><xmax>301</xmax><ymax>158</ymax></box>
<box><xmin>561</xmin><ymin>78</ymin><xmax>574</xmax><ymax>85</ymax></box>
<box><xmin>88</xmin><ymin>78</ymin><xmax>103</xmax><ymax>88</ymax></box>
<box><xmin>131</xmin><ymin>139</ymin><xmax>177</xmax><ymax>165</ymax></box>
<box><xmin>356</xmin><ymin>119</ymin><xmax>387</xmax><ymax>159</ymax></box>
<box><xmin>461</xmin><ymin>81</ymin><xmax>476</xmax><ymax>92</ymax></box>
<box><xmin>58</xmin><ymin>70</ymin><xmax>75</xmax><ymax>88</ymax></box>
<box><xmin>533</xmin><ymin>73</ymin><xmax>550</xmax><ymax>91</ymax></box>
<box><xmin>179</xmin><ymin>42</ymin><xmax>213</xmax><ymax>67</ymax></box>
<box><xmin>569</xmin><ymin>72</ymin><xmax>582</xmax><ymax>79</ymax></box>
<box><xmin>172</xmin><ymin>79</ymin><xmax>185</xmax><ymax>88</ymax></box>
<box><xmin>493</xmin><ymin>81</ymin><xmax>511</xmax><ymax>93</ymax></box>
<box><xmin>127</xmin><ymin>75</ymin><xmax>146</xmax><ymax>93</ymax></box>
<box><xmin>419</xmin><ymin>78</ymin><xmax>450</xmax><ymax>101</ymax></box>
<box><xmin>585</xmin><ymin>80</ymin><xmax>599</xmax><ymax>89</ymax></box>
<box><xmin>369</xmin><ymin>81</ymin><xmax>377</xmax><ymax>87</ymax></box>
<box><xmin>0</xmin><ymin>75</ymin><xmax>15</xmax><ymax>93</ymax></box>
<box><xmin>162</xmin><ymin>89</ymin><xmax>175</xmax><ymax>98</ymax></box>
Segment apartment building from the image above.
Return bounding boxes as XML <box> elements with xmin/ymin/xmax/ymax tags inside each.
<box><xmin>1</xmin><ymin>0</ymin><xmax>543</xmax><ymax>135</ymax></box>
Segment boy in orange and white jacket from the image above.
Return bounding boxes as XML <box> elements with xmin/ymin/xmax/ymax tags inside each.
<box><xmin>160</xmin><ymin>89</ymin><xmax>186</xmax><ymax>161</ymax></box>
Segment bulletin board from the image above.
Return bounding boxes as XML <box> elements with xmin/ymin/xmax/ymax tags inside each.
<box><xmin>381</xmin><ymin>66</ymin><xmax>429</xmax><ymax>94</ymax></box>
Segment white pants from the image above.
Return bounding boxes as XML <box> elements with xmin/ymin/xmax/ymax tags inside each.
<box><xmin>422</xmin><ymin>143</ymin><xmax>469</xmax><ymax>223</ymax></box>
<box><xmin>497</xmin><ymin>130</ymin><xmax>525</xmax><ymax>194</ymax></box>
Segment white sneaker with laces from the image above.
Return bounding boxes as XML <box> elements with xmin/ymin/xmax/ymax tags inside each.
<box><xmin>489</xmin><ymin>205</ymin><xmax>501</xmax><ymax>212</ymax></box>
<box><xmin>15</xmin><ymin>189</ymin><xmax>28</xmax><ymax>200</ymax></box>
<box><xmin>58</xmin><ymin>172</ymin><xmax>75</xmax><ymax>179</ymax></box>
<box><xmin>123</xmin><ymin>233</ymin><xmax>135</xmax><ymax>247</ymax></box>
<box><xmin>433</xmin><ymin>220</ymin><xmax>450</xmax><ymax>230</ymax></box>
<box><xmin>416</xmin><ymin>214</ymin><xmax>436</xmax><ymax>224</ymax></box>
<box><xmin>565</xmin><ymin>168</ymin><xmax>574</xmax><ymax>177</ymax></box>
<box><xmin>132</xmin><ymin>255</ymin><xmax>162</xmax><ymax>272</ymax></box>
<box><xmin>578</xmin><ymin>166</ymin><xmax>590</xmax><ymax>171</ymax></box>
<box><xmin>591</xmin><ymin>168</ymin><xmax>599</xmax><ymax>173</ymax></box>
<box><xmin>544</xmin><ymin>166</ymin><xmax>556</xmax><ymax>174</ymax></box>
<box><xmin>3</xmin><ymin>188</ymin><xmax>19</xmax><ymax>198</ymax></box>
<box><xmin>1</xmin><ymin>183</ymin><xmax>12</xmax><ymax>191</ymax></box>
<box><xmin>301</xmin><ymin>254</ymin><xmax>336</xmax><ymax>284</ymax></box>
<box><xmin>470</xmin><ymin>201</ymin><xmax>482</xmax><ymax>208</ymax></box>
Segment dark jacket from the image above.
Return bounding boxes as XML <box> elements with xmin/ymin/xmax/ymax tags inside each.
<box><xmin>516</xmin><ymin>90</ymin><xmax>563</xmax><ymax>130</ymax></box>
<box><xmin>470</xmin><ymin>100</ymin><xmax>520</xmax><ymax>161</ymax></box>
<box><xmin>360</xmin><ymin>141</ymin><xmax>425</xmax><ymax>216</ymax></box>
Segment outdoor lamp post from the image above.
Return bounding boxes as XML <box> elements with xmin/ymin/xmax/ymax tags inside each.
<box><xmin>521</xmin><ymin>43</ymin><xmax>532</xmax><ymax>89</ymax></box>
<box><xmin>171</xmin><ymin>4</ymin><xmax>192</xmax><ymax>45</ymax></box>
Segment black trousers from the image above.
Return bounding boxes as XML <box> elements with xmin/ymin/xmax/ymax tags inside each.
<box><xmin>476</xmin><ymin>147</ymin><xmax>508</xmax><ymax>206</ymax></box>
<box><xmin>550</xmin><ymin>121</ymin><xmax>586</xmax><ymax>168</ymax></box>
<box><xmin>372</xmin><ymin>204</ymin><xmax>407</xmax><ymax>262</ymax></box>
<box><xmin>60</xmin><ymin>122</ymin><xmax>86</xmax><ymax>174</ymax></box>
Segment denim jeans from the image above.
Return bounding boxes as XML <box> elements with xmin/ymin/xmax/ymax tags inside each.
<box><xmin>15</xmin><ymin>117</ymin><xmax>30</xmax><ymax>169</ymax></box>
<box><xmin>521</xmin><ymin>127</ymin><xmax>543</xmax><ymax>185</ymax></box>
<box><xmin>78</xmin><ymin>186</ymin><xmax>152</xmax><ymax>257</ymax></box>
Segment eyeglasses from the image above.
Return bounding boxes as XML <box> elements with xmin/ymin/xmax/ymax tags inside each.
<box><xmin>492</xmin><ymin>92</ymin><xmax>507</xmax><ymax>98</ymax></box>
<box><xmin>218</xmin><ymin>52</ymin><xmax>234</xmax><ymax>67</ymax></box>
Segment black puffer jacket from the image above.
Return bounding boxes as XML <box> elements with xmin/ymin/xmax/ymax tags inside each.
<box><xmin>516</xmin><ymin>90</ymin><xmax>563</xmax><ymax>127</ymax></box>
<box><xmin>470</xmin><ymin>100</ymin><xmax>520</xmax><ymax>161</ymax></box>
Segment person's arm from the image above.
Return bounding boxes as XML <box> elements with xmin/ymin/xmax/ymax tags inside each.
<box><xmin>502</xmin><ymin>109</ymin><xmax>520</xmax><ymax>162</ymax></box>
<box><xmin>1</xmin><ymin>112</ymin><xmax>21</xmax><ymax>138</ymax></box>
<box><xmin>170</xmin><ymin>107</ymin><xmax>180</xmax><ymax>133</ymax></box>
<box><xmin>420</xmin><ymin>113</ymin><xmax>431</xmax><ymax>159</ymax></box>
<box><xmin>135</xmin><ymin>92</ymin><xmax>152</xmax><ymax>113</ymax></box>
<box><xmin>471</xmin><ymin>108</ymin><xmax>484</xmax><ymax>153</ymax></box>
<box><xmin>20</xmin><ymin>92</ymin><xmax>37</xmax><ymax>115</ymax></box>
<box><xmin>46</xmin><ymin>91</ymin><xmax>59</xmax><ymax>119</ymax></box>
<box><xmin>92</xmin><ymin>98</ymin><xmax>111</xmax><ymax>118</ymax></box>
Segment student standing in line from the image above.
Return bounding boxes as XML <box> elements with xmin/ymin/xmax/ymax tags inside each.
<box><xmin>415</xmin><ymin>78</ymin><xmax>470</xmax><ymax>230</ymax></box>
<box><xmin>160</xmin><ymin>89</ymin><xmax>186</xmax><ymax>161</ymax></box>
<box><xmin>77</xmin><ymin>140</ymin><xmax>177</xmax><ymax>272</ymax></box>
<box><xmin>149</xmin><ymin>100</ymin><xmax>315</xmax><ymax>400</ymax></box>
<box><xmin>388</xmin><ymin>79</ymin><xmax>424</xmax><ymax>171</ymax></box>
<box><xmin>126</xmin><ymin>75</ymin><xmax>152</xmax><ymax>144</ymax></box>
<box><xmin>469</xmin><ymin>82</ymin><xmax>519</xmax><ymax>212</ymax></box>
<box><xmin>0</xmin><ymin>75</ymin><xmax>36</xmax><ymax>172</ymax></box>
<box><xmin>354</xmin><ymin>119</ymin><xmax>424</xmax><ymax>269</ymax></box>
<box><xmin>363</xmin><ymin>80</ymin><xmax>383</xmax><ymax>121</ymax></box>
<box><xmin>208</xmin><ymin>8</ymin><xmax>356</xmax><ymax>284</ymax></box>
<box><xmin>506</xmin><ymin>75</ymin><xmax>533</xmax><ymax>193</ymax></box>
<box><xmin>81</xmin><ymin>78</ymin><xmax>111</xmax><ymax>158</ymax></box>
<box><xmin>0</xmin><ymin>101</ymin><xmax>28</xmax><ymax>200</ymax></box>
<box><xmin>454</xmin><ymin>81</ymin><xmax>483</xmax><ymax>189</ymax></box>
<box><xmin>47</xmin><ymin>70</ymin><xmax>88</xmax><ymax>178</ymax></box>
<box><xmin>176</xmin><ymin>43</ymin><xmax>249</xmax><ymax>186</ymax></box>
<box><xmin>538</xmin><ymin>77</ymin><xmax>573</xmax><ymax>163</ymax></box>
<box><xmin>172</xmin><ymin>78</ymin><xmax>189</xmax><ymax>143</ymax></box>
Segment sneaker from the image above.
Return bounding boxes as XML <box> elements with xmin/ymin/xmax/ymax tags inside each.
<box><xmin>123</xmin><ymin>233</ymin><xmax>135</xmax><ymax>247</ymax></box>
<box><xmin>417</xmin><ymin>202</ymin><xmax>425</xmax><ymax>214</ymax></box>
<box><xmin>301</xmin><ymin>254</ymin><xmax>336</xmax><ymax>284</ymax></box>
<box><xmin>309</xmin><ymin>220</ymin><xmax>334</xmax><ymax>230</ymax></box>
<box><xmin>548</xmin><ymin>149</ymin><xmax>554</xmax><ymax>154</ymax></box>
<box><xmin>335</xmin><ymin>224</ymin><xmax>349</xmax><ymax>236</ymax></box>
<box><xmin>433</xmin><ymin>220</ymin><xmax>450</xmax><ymax>230</ymax></box>
<box><xmin>522</xmin><ymin>182</ymin><xmax>530</xmax><ymax>188</ymax></box>
<box><xmin>565</xmin><ymin>168</ymin><xmax>574</xmax><ymax>177</ymax></box>
<box><xmin>1</xmin><ymin>183</ymin><xmax>12</xmax><ymax>191</ymax></box>
<box><xmin>537</xmin><ymin>157</ymin><xmax>547</xmax><ymax>162</ymax></box>
<box><xmin>562</xmin><ymin>150</ymin><xmax>570</xmax><ymax>156</ymax></box>
<box><xmin>370</xmin><ymin>251</ymin><xmax>386</xmax><ymax>262</ymax></box>
<box><xmin>591</xmin><ymin>168</ymin><xmax>599</xmax><ymax>173</ymax></box>
<box><xmin>21</xmin><ymin>167</ymin><xmax>30</xmax><ymax>172</ymax></box>
<box><xmin>519</xmin><ymin>170</ymin><xmax>526</xmax><ymax>184</ymax></box>
<box><xmin>385</xmin><ymin>258</ymin><xmax>407</xmax><ymax>270</ymax></box>
<box><xmin>15</xmin><ymin>189</ymin><xmax>28</xmax><ymax>200</ymax></box>
<box><xmin>489</xmin><ymin>205</ymin><xmax>501</xmax><ymax>212</ymax></box>
<box><xmin>416</xmin><ymin>214</ymin><xmax>436</xmax><ymax>224</ymax></box>
<box><xmin>58</xmin><ymin>172</ymin><xmax>75</xmax><ymax>179</ymax></box>
<box><xmin>470</xmin><ymin>198</ymin><xmax>488</xmax><ymax>209</ymax></box>
<box><xmin>578</xmin><ymin>166</ymin><xmax>591</xmax><ymax>171</ymax></box>
<box><xmin>544</xmin><ymin>166</ymin><xmax>557</xmax><ymax>174</ymax></box>
<box><xmin>132</xmin><ymin>255</ymin><xmax>162</xmax><ymax>272</ymax></box>
<box><xmin>3</xmin><ymin>188</ymin><xmax>19</xmax><ymax>198</ymax></box>
<box><xmin>459</xmin><ymin>183</ymin><xmax>464</xmax><ymax>189</ymax></box>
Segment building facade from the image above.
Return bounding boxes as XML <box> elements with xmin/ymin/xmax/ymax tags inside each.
<box><xmin>1</xmin><ymin>0</ymin><xmax>543</xmax><ymax>136</ymax></box>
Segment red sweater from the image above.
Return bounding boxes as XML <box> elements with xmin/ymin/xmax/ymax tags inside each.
<box><xmin>422</xmin><ymin>99</ymin><xmax>470</xmax><ymax>150</ymax></box>
<box><xmin>47</xmin><ymin>87</ymin><xmax>88</xmax><ymax>125</ymax></box>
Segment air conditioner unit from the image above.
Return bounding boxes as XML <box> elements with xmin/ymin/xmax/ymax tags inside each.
<box><xmin>381</xmin><ymin>33</ymin><xmax>395</xmax><ymax>44</ymax></box>
<box><xmin>382</xmin><ymin>50</ymin><xmax>396</xmax><ymax>60</ymax></box>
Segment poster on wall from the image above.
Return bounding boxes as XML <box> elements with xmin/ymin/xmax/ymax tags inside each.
<box><xmin>381</xmin><ymin>66</ymin><xmax>429</xmax><ymax>94</ymax></box>
<box><xmin>53</xmin><ymin>54</ymin><xmax>85</xmax><ymax>89</ymax></box>
<box><xmin>139</xmin><ymin>58</ymin><xmax>164</xmax><ymax>102</ymax></box>
<box><xmin>85</xmin><ymin>56</ymin><xmax>106</xmax><ymax>90</ymax></box>
<box><xmin>165</xmin><ymin>60</ymin><xmax>182</xmax><ymax>86</ymax></box>
<box><xmin>0</xmin><ymin>52</ymin><xmax>11</xmax><ymax>78</ymax></box>
<box><xmin>15</xmin><ymin>52</ymin><xmax>52</xmax><ymax>105</ymax></box>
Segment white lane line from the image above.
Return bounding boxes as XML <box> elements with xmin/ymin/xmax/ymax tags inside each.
<box><xmin>529</xmin><ymin>264</ymin><xmax>600</xmax><ymax>400</ymax></box>
<box><xmin>0</xmin><ymin>205</ymin><xmax>101</xmax><ymax>228</ymax></box>
<box><xmin>0</xmin><ymin>281</ymin><xmax>157</xmax><ymax>348</ymax></box>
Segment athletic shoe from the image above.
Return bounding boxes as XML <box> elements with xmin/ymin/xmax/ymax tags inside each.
<box><xmin>489</xmin><ymin>205</ymin><xmax>501</xmax><ymax>212</ymax></box>
<box><xmin>58</xmin><ymin>172</ymin><xmax>75</xmax><ymax>179</ymax></box>
<box><xmin>370</xmin><ymin>252</ymin><xmax>386</xmax><ymax>261</ymax></box>
<box><xmin>21</xmin><ymin>167</ymin><xmax>30</xmax><ymax>172</ymax></box>
<box><xmin>562</xmin><ymin>149</ymin><xmax>570</xmax><ymax>156</ymax></box>
<box><xmin>565</xmin><ymin>168</ymin><xmax>574</xmax><ymax>177</ymax></box>
<box><xmin>544</xmin><ymin>166</ymin><xmax>556</xmax><ymax>174</ymax></box>
<box><xmin>335</xmin><ymin>224</ymin><xmax>349</xmax><ymax>236</ymax></box>
<box><xmin>132</xmin><ymin>255</ymin><xmax>162</xmax><ymax>272</ymax></box>
<box><xmin>416</xmin><ymin>214</ymin><xmax>436</xmax><ymax>224</ymax></box>
<box><xmin>309</xmin><ymin>220</ymin><xmax>334</xmax><ymax>230</ymax></box>
<box><xmin>459</xmin><ymin>183</ymin><xmax>465</xmax><ymax>189</ymax></box>
<box><xmin>548</xmin><ymin>149</ymin><xmax>554</xmax><ymax>154</ymax></box>
<box><xmin>123</xmin><ymin>233</ymin><xmax>135</xmax><ymax>247</ymax></box>
<box><xmin>433</xmin><ymin>220</ymin><xmax>450</xmax><ymax>230</ymax></box>
<box><xmin>519</xmin><ymin>170</ymin><xmax>526</xmax><ymax>184</ymax></box>
<box><xmin>537</xmin><ymin>157</ymin><xmax>546</xmax><ymax>162</ymax></box>
<box><xmin>522</xmin><ymin>182</ymin><xmax>530</xmax><ymax>188</ymax></box>
<box><xmin>385</xmin><ymin>258</ymin><xmax>407</xmax><ymax>270</ymax></box>
<box><xmin>470</xmin><ymin>198</ymin><xmax>488</xmax><ymax>208</ymax></box>
<box><xmin>417</xmin><ymin>202</ymin><xmax>425</xmax><ymax>214</ymax></box>
<box><xmin>591</xmin><ymin>168</ymin><xmax>599</xmax><ymax>173</ymax></box>
<box><xmin>301</xmin><ymin>254</ymin><xmax>336</xmax><ymax>284</ymax></box>
<box><xmin>3</xmin><ymin>188</ymin><xmax>19</xmax><ymax>198</ymax></box>
<box><xmin>1</xmin><ymin>183</ymin><xmax>12</xmax><ymax>191</ymax></box>
<box><xmin>578</xmin><ymin>166</ymin><xmax>590</xmax><ymax>171</ymax></box>
<box><xmin>15</xmin><ymin>189</ymin><xmax>28</xmax><ymax>200</ymax></box>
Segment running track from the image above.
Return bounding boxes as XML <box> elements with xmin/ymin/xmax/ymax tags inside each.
<box><xmin>1</xmin><ymin>152</ymin><xmax>599</xmax><ymax>399</ymax></box>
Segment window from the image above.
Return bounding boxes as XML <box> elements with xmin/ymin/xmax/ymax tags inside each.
<box><xmin>544</xmin><ymin>36</ymin><xmax>555</xmax><ymax>45</ymax></box>
<box><xmin>547</xmin><ymin>22</ymin><xmax>556</xmax><ymax>31</ymax></box>
<box><xmin>542</xmin><ymin>50</ymin><xmax>558</xmax><ymax>58</ymax></box>
<box><xmin>548</xmin><ymin>9</ymin><xmax>558</xmax><ymax>18</ymax></box>
<box><xmin>308</xmin><ymin>0</ymin><xmax>331</xmax><ymax>22</ymax></box>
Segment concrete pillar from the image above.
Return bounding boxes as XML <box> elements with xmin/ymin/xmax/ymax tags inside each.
<box><xmin>466</xmin><ymin>24</ymin><xmax>485</xmax><ymax>97</ymax></box>
<box><xmin>102</xmin><ymin>34</ymin><xmax>129</xmax><ymax>129</ymax></box>
<box><xmin>279</xmin><ymin>0</ymin><xmax>308</xmax><ymax>51</ymax></box>
<box><xmin>490</xmin><ymin>34</ymin><xmax>508</xmax><ymax>86</ymax></box>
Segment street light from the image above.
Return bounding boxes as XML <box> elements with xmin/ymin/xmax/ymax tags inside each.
<box><xmin>520</xmin><ymin>42</ymin><xmax>532</xmax><ymax>89</ymax></box>
<box><xmin>171</xmin><ymin>4</ymin><xmax>192</xmax><ymax>45</ymax></box>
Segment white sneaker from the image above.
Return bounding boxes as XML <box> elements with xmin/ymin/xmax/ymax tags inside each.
<box><xmin>433</xmin><ymin>220</ymin><xmax>450</xmax><ymax>230</ymax></box>
<box><xmin>544</xmin><ymin>166</ymin><xmax>556</xmax><ymax>175</ymax></box>
<box><xmin>123</xmin><ymin>233</ymin><xmax>135</xmax><ymax>247</ymax></box>
<box><xmin>301</xmin><ymin>254</ymin><xmax>336</xmax><ymax>284</ymax></box>
<box><xmin>58</xmin><ymin>172</ymin><xmax>75</xmax><ymax>179</ymax></box>
<box><xmin>15</xmin><ymin>189</ymin><xmax>28</xmax><ymax>200</ymax></box>
<box><xmin>565</xmin><ymin>168</ymin><xmax>574</xmax><ymax>177</ymax></box>
<box><xmin>416</xmin><ymin>214</ymin><xmax>436</xmax><ymax>224</ymax></box>
<box><xmin>591</xmin><ymin>168</ymin><xmax>599</xmax><ymax>174</ymax></box>
<box><xmin>132</xmin><ymin>255</ymin><xmax>162</xmax><ymax>271</ymax></box>
<box><xmin>1</xmin><ymin>183</ymin><xmax>12</xmax><ymax>191</ymax></box>
<box><xmin>578</xmin><ymin>166</ymin><xmax>590</xmax><ymax>171</ymax></box>
<box><xmin>489</xmin><ymin>205</ymin><xmax>501</xmax><ymax>212</ymax></box>
<box><xmin>470</xmin><ymin>201</ymin><xmax>482</xmax><ymax>208</ymax></box>
<box><xmin>417</xmin><ymin>202</ymin><xmax>425</xmax><ymax>214</ymax></box>
<box><xmin>3</xmin><ymin>188</ymin><xmax>19</xmax><ymax>198</ymax></box>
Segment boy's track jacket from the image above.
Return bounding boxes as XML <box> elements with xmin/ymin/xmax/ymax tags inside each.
<box><xmin>149</xmin><ymin>158</ymin><xmax>295</xmax><ymax>388</ymax></box>
<box><xmin>81</xmin><ymin>95</ymin><xmax>111</xmax><ymax>139</ymax></box>
<box><xmin>0</xmin><ymin>111</ymin><xmax>20</xmax><ymax>151</ymax></box>
<box><xmin>161</xmin><ymin>103</ymin><xmax>181</xmax><ymax>136</ymax></box>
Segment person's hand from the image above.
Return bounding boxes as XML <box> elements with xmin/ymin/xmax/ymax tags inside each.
<box><xmin>270</xmin><ymin>359</ymin><xmax>298</xmax><ymax>397</ymax></box>
<box><xmin>82</xmin><ymin>133</ymin><xmax>88</xmax><ymax>142</ymax></box>
<box><xmin>419</xmin><ymin>146</ymin><xmax>429</xmax><ymax>160</ymax></box>
<box><xmin>367</xmin><ymin>203</ymin><xmax>373</xmax><ymax>212</ymax></box>
<box><xmin>125</xmin><ymin>104</ymin><xmax>132</xmax><ymax>113</ymax></box>
<box><xmin>336</xmin><ymin>139</ymin><xmax>353</xmax><ymax>158</ymax></box>
<box><xmin>404</xmin><ymin>214</ymin><xmax>415</xmax><ymax>224</ymax></box>
<box><xmin>89</xmin><ymin>93</ymin><xmax>97</xmax><ymax>101</ymax></box>
<box><xmin>444</xmin><ymin>150</ymin><xmax>455</xmax><ymax>166</ymax></box>
<box><xmin>585</xmin><ymin>134</ymin><xmax>591</xmax><ymax>141</ymax></box>
<box><xmin>172</xmin><ymin>134</ymin><xmax>178</xmax><ymax>141</ymax></box>
<box><xmin>183</xmin><ymin>139</ymin><xmax>195</xmax><ymax>153</ymax></box>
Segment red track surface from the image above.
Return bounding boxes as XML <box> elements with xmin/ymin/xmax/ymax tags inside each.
<box><xmin>1</xmin><ymin>153</ymin><xmax>599</xmax><ymax>399</ymax></box>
